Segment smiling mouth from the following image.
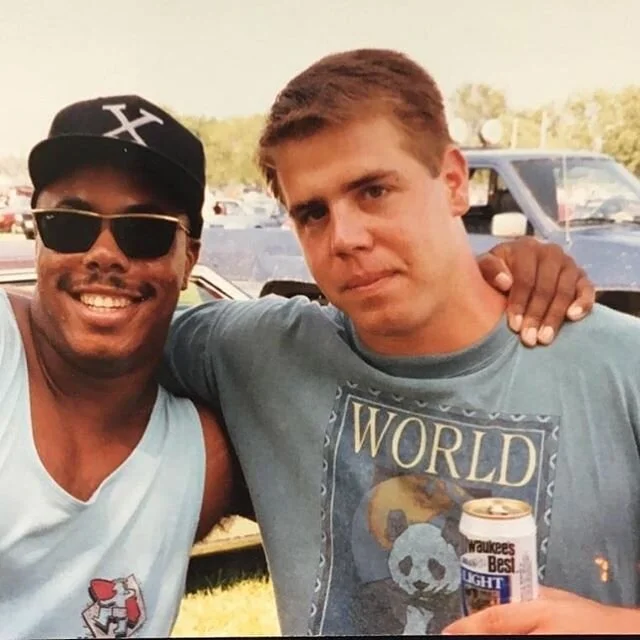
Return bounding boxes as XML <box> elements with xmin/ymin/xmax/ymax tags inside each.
<box><xmin>79</xmin><ymin>294</ymin><xmax>136</xmax><ymax>310</ymax></box>
<box><xmin>68</xmin><ymin>292</ymin><xmax>146</xmax><ymax>313</ymax></box>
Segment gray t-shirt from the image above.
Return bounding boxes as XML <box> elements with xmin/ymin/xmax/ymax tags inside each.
<box><xmin>162</xmin><ymin>296</ymin><xmax>640</xmax><ymax>635</ymax></box>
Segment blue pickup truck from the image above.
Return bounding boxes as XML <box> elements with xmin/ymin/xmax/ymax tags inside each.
<box><xmin>200</xmin><ymin>148</ymin><xmax>640</xmax><ymax>316</ymax></box>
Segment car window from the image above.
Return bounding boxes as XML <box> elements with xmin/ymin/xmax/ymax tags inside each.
<box><xmin>512</xmin><ymin>156</ymin><xmax>640</xmax><ymax>226</ymax></box>
<box><xmin>464</xmin><ymin>168</ymin><xmax>497</xmax><ymax>234</ymax></box>
<box><xmin>469</xmin><ymin>168</ymin><xmax>491</xmax><ymax>206</ymax></box>
<box><xmin>464</xmin><ymin>166</ymin><xmax>532</xmax><ymax>236</ymax></box>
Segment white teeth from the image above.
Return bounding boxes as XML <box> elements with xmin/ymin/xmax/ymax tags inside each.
<box><xmin>79</xmin><ymin>294</ymin><xmax>133</xmax><ymax>309</ymax></box>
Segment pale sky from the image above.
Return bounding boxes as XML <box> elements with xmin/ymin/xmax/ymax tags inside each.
<box><xmin>1</xmin><ymin>0</ymin><xmax>639</xmax><ymax>156</ymax></box>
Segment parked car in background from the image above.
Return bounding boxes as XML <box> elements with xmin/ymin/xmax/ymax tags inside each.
<box><xmin>208</xmin><ymin>197</ymin><xmax>284</xmax><ymax>230</ymax></box>
<box><xmin>212</xmin><ymin>198</ymin><xmax>251</xmax><ymax>217</ymax></box>
<box><xmin>13</xmin><ymin>210</ymin><xmax>34</xmax><ymax>239</ymax></box>
<box><xmin>0</xmin><ymin>209</ymin><xmax>15</xmax><ymax>233</ymax></box>
<box><xmin>3</xmin><ymin>189</ymin><xmax>34</xmax><ymax>238</ymax></box>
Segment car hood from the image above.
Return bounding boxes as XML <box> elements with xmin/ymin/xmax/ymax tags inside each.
<box><xmin>562</xmin><ymin>227</ymin><xmax>640</xmax><ymax>288</ymax></box>
<box><xmin>200</xmin><ymin>227</ymin><xmax>312</xmax><ymax>282</ymax></box>
<box><xmin>468</xmin><ymin>226</ymin><xmax>640</xmax><ymax>290</ymax></box>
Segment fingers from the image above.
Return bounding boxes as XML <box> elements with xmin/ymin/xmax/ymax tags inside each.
<box><xmin>531</xmin><ymin>263</ymin><xmax>576</xmax><ymax>345</ymax></box>
<box><xmin>477</xmin><ymin>252</ymin><xmax>514</xmax><ymax>293</ymax></box>
<box><xmin>443</xmin><ymin>600</ymin><xmax>543</xmax><ymax>635</ymax></box>
<box><xmin>567</xmin><ymin>272</ymin><xmax>596</xmax><ymax>321</ymax></box>
<box><xmin>499</xmin><ymin>239</ymin><xmax>540</xmax><ymax>337</ymax></box>
<box><xmin>485</xmin><ymin>238</ymin><xmax>595</xmax><ymax>346</ymax></box>
<box><xmin>535</xmin><ymin>267</ymin><xmax>594</xmax><ymax>344</ymax></box>
<box><xmin>517</xmin><ymin>244</ymin><xmax>568</xmax><ymax>347</ymax></box>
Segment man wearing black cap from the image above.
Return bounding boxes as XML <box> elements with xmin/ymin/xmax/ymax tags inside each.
<box><xmin>0</xmin><ymin>95</ymin><xmax>244</xmax><ymax>638</ymax></box>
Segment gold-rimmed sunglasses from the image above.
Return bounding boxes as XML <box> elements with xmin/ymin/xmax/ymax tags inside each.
<box><xmin>32</xmin><ymin>208</ymin><xmax>191</xmax><ymax>260</ymax></box>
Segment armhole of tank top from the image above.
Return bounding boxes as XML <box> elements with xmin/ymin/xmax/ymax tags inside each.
<box><xmin>0</xmin><ymin>289</ymin><xmax>30</xmax><ymax>443</ymax></box>
<box><xmin>0</xmin><ymin>288</ymin><xmax>24</xmax><ymax>359</ymax></box>
<box><xmin>159</xmin><ymin>388</ymin><xmax>207</xmax><ymax>529</ymax></box>
<box><xmin>187</xmin><ymin>398</ymin><xmax>207</xmax><ymax>516</ymax></box>
<box><xmin>181</xmin><ymin>396</ymin><xmax>207</xmax><ymax>549</ymax></box>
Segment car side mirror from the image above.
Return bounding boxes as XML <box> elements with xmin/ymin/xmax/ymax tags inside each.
<box><xmin>491</xmin><ymin>212</ymin><xmax>528</xmax><ymax>238</ymax></box>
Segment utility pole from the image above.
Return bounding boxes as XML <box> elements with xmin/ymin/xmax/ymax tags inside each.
<box><xmin>510</xmin><ymin>118</ymin><xmax>519</xmax><ymax>148</ymax></box>
<box><xmin>539</xmin><ymin>111</ymin><xmax>548</xmax><ymax>148</ymax></box>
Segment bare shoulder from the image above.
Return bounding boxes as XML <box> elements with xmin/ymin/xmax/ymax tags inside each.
<box><xmin>4</xmin><ymin>288</ymin><xmax>30</xmax><ymax>316</ymax></box>
<box><xmin>196</xmin><ymin>402</ymin><xmax>234</xmax><ymax>489</ymax></box>
<box><xmin>193</xmin><ymin>402</ymin><xmax>237</xmax><ymax>542</ymax></box>
<box><xmin>196</xmin><ymin>402</ymin><xmax>228</xmax><ymax>446</ymax></box>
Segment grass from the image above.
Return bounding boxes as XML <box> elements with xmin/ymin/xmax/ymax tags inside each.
<box><xmin>172</xmin><ymin>547</ymin><xmax>280</xmax><ymax>637</ymax></box>
<box><xmin>172</xmin><ymin>575</ymin><xmax>279</xmax><ymax>637</ymax></box>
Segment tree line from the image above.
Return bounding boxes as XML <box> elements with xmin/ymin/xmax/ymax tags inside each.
<box><xmin>4</xmin><ymin>84</ymin><xmax>640</xmax><ymax>188</ymax></box>
<box><xmin>450</xmin><ymin>84</ymin><xmax>640</xmax><ymax>176</ymax></box>
<box><xmin>179</xmin><ymin>84</ymin><xmax>640</xmax><ymax>187</ymax></box>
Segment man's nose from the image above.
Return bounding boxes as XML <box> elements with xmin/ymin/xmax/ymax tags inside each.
<box><xmin>329</xmin><ymin>203</ymin><xmax>374</xmax><ymax>255</ymax></box>
<box><xmin>81</xmin><ymin>224</ymin><xmax>129</xmax><ymax>273</ymax></box>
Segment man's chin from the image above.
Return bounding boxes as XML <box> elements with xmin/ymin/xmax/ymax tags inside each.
<box><xmin>351</xmin><ymin>312</ymin><xmax>413</xmax><ymax>340</ymax></box>
<box><xmin>59</xmin><ymin>338</ymin><xmax>151</xmax><ymax>377</ymax></box>
<box><xmin>347</xmin><ymin>298</ymin><xmax>409</xmax><ymax>329</ymax></box>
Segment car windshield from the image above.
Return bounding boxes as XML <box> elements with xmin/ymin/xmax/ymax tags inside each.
<box><xmin>511</xmin><ymin>156</ymin><xmax>640</xmax><ymax>227</ymax></box>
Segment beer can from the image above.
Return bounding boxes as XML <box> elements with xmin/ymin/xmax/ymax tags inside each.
<box><xmin>459</xmin><ymin>497</ymin><xmax>538</xmax><ymax>616</ymax></box>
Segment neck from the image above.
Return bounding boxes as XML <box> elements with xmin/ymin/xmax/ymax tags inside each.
<box><xmin>28</xmin><ymin>310</ymin><xmax>159</xmax><ymax>431</ymax></box>
<box><xmin>358</xmin><ymin>256</ymin><xmax>507</xmax><ymax>357</ymax></box>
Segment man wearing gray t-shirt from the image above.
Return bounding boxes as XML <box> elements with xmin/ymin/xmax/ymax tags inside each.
<box><xmin>163</xmin><ymin>49</ymin><xmax>639</xmax><ymax>635</ymax></box>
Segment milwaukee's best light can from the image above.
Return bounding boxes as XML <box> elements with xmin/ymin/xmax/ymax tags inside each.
<box><xmin>459</xmin><ymin>497</ymin><xmax>538</xmax><ymax>616</ymax></box>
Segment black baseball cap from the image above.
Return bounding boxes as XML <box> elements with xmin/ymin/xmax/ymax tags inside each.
<box><xmin>28</xmin><ymin>95</ymin><xmax>205</xmax><ymax>238</ymax></box>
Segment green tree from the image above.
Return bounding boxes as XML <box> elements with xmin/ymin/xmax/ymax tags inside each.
<box><xmin>172</xmin><ymin>111</ymin><xmax>266</xmax><ymax>186</ymax></box>
<box><xmin>600</xmin><ymin>87</ymin><xmax>640</xmax><ymax>175</ymax></box>
<box><xmin>503</xmin><ymin>104</ymin><xmax>563</xmax><ymax>149</ymax></box>
<box><xmin>163</xmin><ymin>82</ymin><xmax>640</xmax><ymax>183</ymax></box>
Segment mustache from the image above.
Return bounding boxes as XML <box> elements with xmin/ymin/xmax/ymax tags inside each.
<box><xmin>56</xmin><ymin>272</ymin><xmax>156</xmax><ymax>299</ymax></box>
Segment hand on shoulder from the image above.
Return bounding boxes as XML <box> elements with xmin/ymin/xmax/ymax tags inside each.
<box><xmin>479</xmin><ymin>238</ymin><xmax>595</xmax><ymax>347</ymax></box>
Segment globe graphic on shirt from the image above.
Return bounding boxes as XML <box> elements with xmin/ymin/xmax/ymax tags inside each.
<box><xmin>350</xmin><ymin>475</ymin><xmax>473</xmax><ymax>583</ymax></box>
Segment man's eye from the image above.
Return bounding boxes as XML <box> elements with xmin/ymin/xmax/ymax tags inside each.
<box><xmin>362</xmin><ymin>185</ymin><xmax>388</xmax><ymax>199</ymax></box>
<box><xmin>297</xmin><ymin>204</ymin><xmax>327</xmax><ymax>224</ymax></box>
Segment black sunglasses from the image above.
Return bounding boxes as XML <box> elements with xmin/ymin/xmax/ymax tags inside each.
<box><xmin>33</xmin><ymin>209</ymin><xmax>190</xmax><ymax>260</ymax></box>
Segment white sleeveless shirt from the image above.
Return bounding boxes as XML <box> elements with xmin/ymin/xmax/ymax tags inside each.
<box><xmin>0</xmin><ymin>290</ymin><xmax>205</xmax><ymax>638</ymax></box>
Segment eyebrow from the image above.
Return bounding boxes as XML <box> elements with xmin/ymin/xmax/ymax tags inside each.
<box><xmin>343</xmin><ymin>170</ymin><xmax>400</xmax><ymax>193</ymax></box>
<box><xmin>53</xmin><ymin>197</ymin><xmax>93</xmax><ymax>210</ymax></box>
<box><xmin>288</xmin><ymin>170</ymin><xmax>400</xmax><ymax>218</ymax></box>
<box><xmin>51</xmin><ymin>197</ymin><xmax>173</xmax><ymax>215</ymax></box>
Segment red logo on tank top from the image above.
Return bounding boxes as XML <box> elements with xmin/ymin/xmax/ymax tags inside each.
<box><xmin>81</xmin><ymin>575</ymin><xmax>146</xmax><ymax>638</ymax></box>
